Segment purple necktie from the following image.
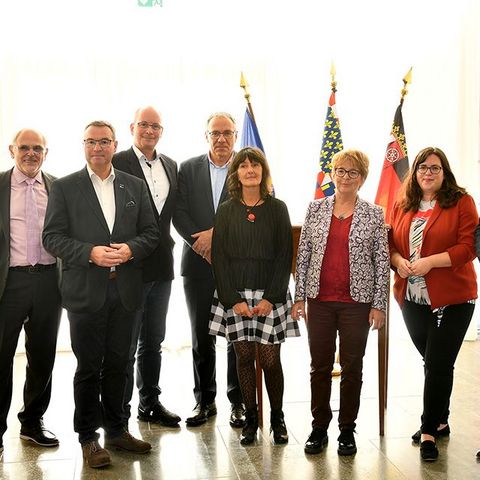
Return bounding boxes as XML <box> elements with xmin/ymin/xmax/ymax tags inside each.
<box><xmin>25</xmin><ymin>178</ymin><xmax>41</xmax><ymax>266</ymax></box>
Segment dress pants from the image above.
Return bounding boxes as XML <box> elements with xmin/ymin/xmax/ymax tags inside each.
<box><xmin>0</xmin><ymin>268</ymin><xmax>61</xmax><ymax>438</ymax></box>
<box><xmin>68</xmin><ymin>279</ymin><xmax>136</xmax><ymax>444</ymax></box>
<box><xmin>123</xmin><ymin>279</ymin><xmax>172</xmax><ymax>423</ymax></box>
<box><xmin>183</xmin><ymin>276</ymin><xmax>242</xmax><ymax>405</ymax></box>
<box><xmin>306</xmin><ymin>301</ymin><xmax>371</xmax><ymax>431</ymax></box>
<box><xmin>402</xmin><ymin>300</ymin><xmax>474</xmax><ymax>436</ymax></box>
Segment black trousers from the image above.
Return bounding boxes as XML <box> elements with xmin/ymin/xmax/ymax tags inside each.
<box><xmin>0</xmin><ymin>268</ymin><xmax>61</xmax><ymax>438</ymax></box>
<box><xmin>68</xmin><ymin>279</ymin><xmax>136</xmax><ymax>444</ymax></box>
<box><xmin>183</xmin><ymin>276</ymin><xmax>242</xmax><ymax>405</ymax></box>
<box><xmin>402</xmin><ymin>300</ymin><xmax>474</xmax><ymax>436</ymax></box>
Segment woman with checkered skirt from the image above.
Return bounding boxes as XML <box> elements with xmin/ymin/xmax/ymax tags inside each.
<box><xmin>209</xmin><ymin>147</ymin><xmax>300</xmax><ymax>446</ymax></box>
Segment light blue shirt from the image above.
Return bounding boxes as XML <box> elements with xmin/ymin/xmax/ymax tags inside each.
<box><xmin>208</xmin><ymin>152</ymin><xmax>233</xmax><ymax>212</ymax></box>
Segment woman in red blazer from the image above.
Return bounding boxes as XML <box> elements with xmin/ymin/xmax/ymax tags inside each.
<box><xmin>389</xmin><ymin>147</ymin><xmax>478</xmax><ymax>462</ymax></box>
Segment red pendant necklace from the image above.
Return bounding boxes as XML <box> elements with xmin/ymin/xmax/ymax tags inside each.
<box><xmin>242</xmin><ymin>197</ymin><xmax>262</xmax><ymax>223</ymax></box>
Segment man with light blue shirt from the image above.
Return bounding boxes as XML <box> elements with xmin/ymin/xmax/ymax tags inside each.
<box><xmin>112</xmin><ymin>106</ymin><xmax>180</xmax><ymax>428</ymax></box>
<box><xmin>173</xmin><ymin>112</ymin><xmax>245</xmax><ymax>428</ymax></box>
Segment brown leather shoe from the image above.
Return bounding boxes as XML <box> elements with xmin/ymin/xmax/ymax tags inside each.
<box><xmin>82</xmin><ymin>441</ymin><xmax>111</xmax><ymax>468</ymax></box>
<box><xmin>104</xmin><ymin>431</ymin><xmax>151</xmax><ymax>453</ymax></box>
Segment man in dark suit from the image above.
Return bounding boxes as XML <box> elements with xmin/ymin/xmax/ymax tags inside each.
<box><xmin>112</xmin><ymin>106</ymin><xmax>180</xmax><ymax>427</ymax></box>
<box><xmin>173</xmin><ymin>112</ymin><xmax>244</xmax><ymax>428</ymax></box>
<box><xmin>0</xmin><ymin>129</ymin><xmax>62</xmax><ymax>456</ymax></box>
<box><xmin>43</xmin><ymin>121</ymin><xmax>159</xmax><ymax>468</ymax></box>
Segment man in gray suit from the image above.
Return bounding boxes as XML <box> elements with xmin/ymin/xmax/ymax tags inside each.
<box><xmin>173</xmin><ymin>112</ymin><xmax>244</xmax><ymax>428</ymax></box>
<box><xmin>0</xmin><ymin>129</ymin><xmax>62</xmax><ymax>456</ymax></box>
<box><xmin>43</xmin><ymin>121</ymin><xmax>159</xmax><ymax>468</ymax></box>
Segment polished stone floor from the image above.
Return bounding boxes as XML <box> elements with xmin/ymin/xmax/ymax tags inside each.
<box><xmin>1</xmin><ymin>315</ymin><xmax>480</xmax><ymax>480</ymax></box>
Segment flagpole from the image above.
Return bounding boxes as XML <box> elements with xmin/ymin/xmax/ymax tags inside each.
<box><xmin>330</xmin><ymin>61</ymin><xmax>337</xmax><ymax>93</ymax></box>
<box><xmin>240</xmin><ymin>71</ymin><xmax>264</xmax><ymax>425</ymax></box>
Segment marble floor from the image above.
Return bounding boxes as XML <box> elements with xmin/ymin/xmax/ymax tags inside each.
<box><xmin>1</xmin><ymin>316</ymin><xmax>480</xmax><ymax>480</ymax></box>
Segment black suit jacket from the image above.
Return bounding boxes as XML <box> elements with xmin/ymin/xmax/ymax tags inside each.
<box><xmin>42</xmin><ymin>167</ymin><xmax>159</xmax><ymax>313</ymax></box>
<box><xmin>173</xmin><ymin>154</ymin><xmax>228</xmax><ymax>279</ymax></box>
<box><xmin>0</xmin><ymin>168</ymin><xmax>56</xmax><ymax>300</ymax></box>
<box><xmin>112</xmin><ymin>147</ymin><xmax>177</xmax><ymax>282</ymax></box>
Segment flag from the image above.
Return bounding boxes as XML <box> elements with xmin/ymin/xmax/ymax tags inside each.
<box><xmin>240</xmin><ymin>108</ymin><xmax>265</xmax><ymax>152</ymax></box>
<box><xmin>315</xmin><ymin>90</ymin><xmax>343</xmax><ymax>199</ymax></box>
<box><xmin>375</xmin><ymin>101</ymin><xmax>409</xmax><ymax>224</ymax></box>
<box><xmin>240</xmin><ymin>107</ymin><xmax>274</xmax><ymax>195</ymax></box>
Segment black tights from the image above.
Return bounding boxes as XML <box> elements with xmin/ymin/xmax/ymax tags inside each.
<box><xmin>233</xmin><ymin>341</ymin><xmax>284</xmax><ymax>411</ymax></box>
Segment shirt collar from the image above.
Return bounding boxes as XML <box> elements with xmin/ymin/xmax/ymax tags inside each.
<box><xmin>86</xmin><ymin>164</ymin><xmax>115</xmax><ymax>182</ymax></box>
<box><xmin>12</xmin><ymin>165</ymin><xmax>43</xmax><ymax>185</ymax></box>
<box><xmin>132</xmin><ymin>144</ymin><xmax>159</xmax><ymax>163</ymax></box>
<box><xmin>207</xmin><ymin>151</ymin><xmax>234</xmax><ymax>169</ymax></box>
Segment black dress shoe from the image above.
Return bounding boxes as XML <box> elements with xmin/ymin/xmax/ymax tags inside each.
<box><xmin>420</xmin><ymin>440</ymin><xmax>439</xmax><ymax>461</ymax></box>
<box><xmin>230</xmin><ymin>403</ymin><xmax>246</xmax><ymax>428</ymax></box>
<box><xmin>186</xmin><ymin>402</ymin><xmax>217</xmax><ymax>427</ymax></box>
<box><xmin>20</xmin><ymin>425</ymin><xmax>59</xmax><ymax>447</ymax></box>
<box><xmin>304</xmin><ymin>428</ymin><xmax>328</xmax><ymax>454</ymax></box>
<box><xmin>412</xmin><ymin>425</ymin><xmax>450</xmax><ymax>443</ymax></box>
<box><xmin>337</xmin><ymin>429</ymin><xmax>357</xmax><ymax>456</ymax></box>
<box><xmin>138</xmin><ymin>403</ymin><xmax>181</xmax><ymax>426</ymax></box>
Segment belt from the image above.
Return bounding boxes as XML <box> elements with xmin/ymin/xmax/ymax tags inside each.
<box><xmin>9</xmin><ymin>264</ymin><xmax>56</xmax><ymax>273</ymax></box>
<box><xmin>109</xmin><ymin>271</ymin><xmax>117</xmax><ymax>280</ymax></box>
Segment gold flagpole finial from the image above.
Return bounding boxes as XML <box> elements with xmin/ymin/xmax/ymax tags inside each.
<box><xmin>240</xmin><ymin>71</ymin><xmax>255</xmax><ymax>119</ymax></box>
<box><xmin>401</xmin><ymin>67</ymin><xmax>413</xmax><ymax>101</ymax></box>
<box><xmin>330</xmin><ymin>61</ymin><xmax>337</xmax><ymax>92</ymax></box>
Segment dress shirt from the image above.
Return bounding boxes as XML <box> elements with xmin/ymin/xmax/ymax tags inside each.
<box><xmin>132</xmin><ymin>144</ymin><xmax>169</xmax><ymax>216</ymax></box>
<box><xmin>9</xmin><ymin>166</ymin><xmax>56</xmax><ymax>267</ymax></box>
<box><xmin>208</xmin><ymin>152</ymin><xmax>232</xmax><ymax>212</ymax></box>
<box><xmin>86</xmin><ymin>164</ymin><xmax>116</xmax><ymax>233</ymax></box>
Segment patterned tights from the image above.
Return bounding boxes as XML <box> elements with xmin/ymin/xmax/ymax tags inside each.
<box><xmin>233</xmin><ymin>341</ymin><xmax>284</xmax><ymax>410</ymax></box>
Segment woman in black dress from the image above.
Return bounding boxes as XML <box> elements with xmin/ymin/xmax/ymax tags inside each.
<box><xmin>209</xmin><ymin>147</ymin><xmax>299</xmax><ymax>445</ymax></box>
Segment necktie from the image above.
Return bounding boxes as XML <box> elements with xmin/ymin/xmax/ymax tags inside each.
<box><xmin>25</xmin><ymin>178</ymin><xmax>41</xmax><ymax>266</ymax></box>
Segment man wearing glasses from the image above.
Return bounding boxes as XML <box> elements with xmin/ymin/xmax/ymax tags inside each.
<box><xmin>112</xmin><ymin>107</ymin><xmax>180</xmax><ymax>428</ymax></box>
<box><xmin>174</xmin><ymin>112</ymin><xmax>245</xmax><ymax>428</ymax></box>
<box><xmin>0</xmin><ymin>129</ymin><xmax>62</xmax><ymax>457</ymax></box>
<box><xmin>43</xmin><ymin>121</ymin><xmax>159</xmax><ymax>468</ymax></box>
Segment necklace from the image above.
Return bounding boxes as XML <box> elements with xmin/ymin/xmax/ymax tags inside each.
<box><xmin>241</xmin><ymin>197</ymin><xmax>262</xmax><ymax>223</ymax></box>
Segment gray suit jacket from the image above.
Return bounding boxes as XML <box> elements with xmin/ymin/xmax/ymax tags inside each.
<box><xmin>0</xmin><ymin>168</ymin><xmax>56</xmax><ymax>300</ymax></box>
<box><xmin>173</xmin><ymin>154</ymin><xmax>228</xmax><ymax>279</ymax></box>
<box><xmin>42</xmin><ymin>167</ymin><xmax>159</xmax><ymax>313</ymax></box>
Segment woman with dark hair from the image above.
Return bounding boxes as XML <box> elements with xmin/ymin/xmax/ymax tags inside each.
<box><xmin>209</xmin><ymin>147</ymin><xmax>300</xmax><ymax>445</ymax></box>
<box><xmin>389</xmin><ymin>147</ymin><xmax>478</xmax><ymax>461</ymax></box>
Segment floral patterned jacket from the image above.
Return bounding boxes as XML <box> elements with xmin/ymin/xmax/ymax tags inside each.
<box><xmin>294</xmin><ymin>195</ymin><xmax>389</xmax><ymax>312</ymax></box>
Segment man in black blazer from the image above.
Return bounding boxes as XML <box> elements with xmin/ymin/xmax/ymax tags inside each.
<box><xmin>0</xmin><ymin>129</ymin><xmax>61</xmax><ymax>456</ymax></box>
<box><xmin>112</xmin><ymin>106</ymin><xmax>180</xmax><ymax>427</ymax></box>
<box><xmin>173</xmin><ymin>112</ymin><xmax>244</xmax><ymax>428</ymax></box>
<box><xmin>43</xmin><ymin>121</ymin><xmax>159</xmax><ymax>468</ymax></box>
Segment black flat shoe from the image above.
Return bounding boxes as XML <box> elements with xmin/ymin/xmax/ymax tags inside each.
<box><xmin>337</xmin><ymin>429</ymin><xmax>357</xmax><ymax>456</ymax></box>
<box><xmin>420</xmin><ymin>440</ymin><xmax>439</xmax><ymax>461</ymax></box>
<box><xmin>270</xmin><ymin>410</ymin><xmax>288</xmax><ymax>444</ymax></box>
<box><xmin>412</xmin><ymin>425</ymin><xmax>450</xmax><ymax>443</ymax></box>
<box><xmin>240</xmin><ymin>409</ymin><xmax>258</xmax><ymax>445</ymax></box>
<box><xmin>304</xmin><ymin>428</ymin><xmax>328</xmax><ymax>454</ymax></box>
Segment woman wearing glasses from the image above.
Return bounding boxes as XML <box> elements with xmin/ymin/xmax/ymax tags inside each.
<box><xmin>292</xmin><ymin>149</ymin><xmax>389</xmax><ymax>456</ymax></box>
<box><xmin>389</xmin><ymin>147</ymin><xmax>477</xmax><ymax>461</ymax></box>
<box><xmin>209</xmin><ymin>147</ymin><xmax>300</xmax><ymax>446</ymax></box>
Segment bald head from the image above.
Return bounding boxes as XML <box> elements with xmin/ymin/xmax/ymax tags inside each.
<box><xmin>130</xmin><ymin>107</ymin><xmax>163</xmax><ymax>160</ymax></box>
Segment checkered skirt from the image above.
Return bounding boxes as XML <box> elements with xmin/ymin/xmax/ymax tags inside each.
<box><xmin>209</xmin><ymin>289</ymin><xmax>300</xmax><ymax>344</ymax></box>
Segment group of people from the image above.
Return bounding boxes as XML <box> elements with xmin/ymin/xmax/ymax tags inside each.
<box><xmin>0</xmin><ymin>107</ymin><xmax>477</xmax><ymax>469</ymax></box>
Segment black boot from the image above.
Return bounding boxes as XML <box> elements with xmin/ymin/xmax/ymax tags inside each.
<box><xmin>240</xmin><ymin>409</ymin><xmax>258</xmax><ymax>445</ymax></box>
<box><xmin>270</xmin><ymin>409</ymin><xmax>288</xmax><ymax>444</ymax></box>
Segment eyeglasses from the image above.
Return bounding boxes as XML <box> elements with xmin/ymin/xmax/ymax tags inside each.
<box><xmin>417</xmin><ymin>164</ymin><xmax>442</xmax><ymax>175</ymax></box>
<box><xmin>208</xmin><ymin>130</ymin><xmax>236</xmax><ymax>139</ymax></box>
<box><xmin>14</xmin><ymin>145</ymin><xmax>45</xmax><ymax>154</ymax></box>
<box><xmin>83</xmin><ymin>139</ymin><xmax>113</xmax><ymax>148</ymax></box>
<box><xmin>136</xmin><ymin>122</ymin><xmax>163</xmax><ymax>132</ymax></box>
<box><xmin>334</xmin><ymin>167</ymin><xmax>360</xmax><ymax>179</ymax></box>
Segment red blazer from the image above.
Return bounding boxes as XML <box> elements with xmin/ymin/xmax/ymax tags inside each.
<box><xmin>389</xmin><ymin>194</ymin><xmax>478</xmax><ymax>308</ymax></box>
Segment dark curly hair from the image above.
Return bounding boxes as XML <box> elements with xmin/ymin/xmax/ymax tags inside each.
<box><xmin>227</xmin><ymin>147</ymin><xmax>272</xmax><ymax>200</ymax></box>
<box><xmin>398</xmin><ymin>147</ymin><xmax>466</xmax><ymax>212</ymax></box>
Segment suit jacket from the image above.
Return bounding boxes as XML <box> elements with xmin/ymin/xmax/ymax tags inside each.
<box><xmin>389</xmin><ymin>194</ymin><xmax>478</xmax><ymax>309</ymax></box>
<box><xmin>42</xmin><ymin>167</ymin><xmax>159</xmax><ymax>313</ymax></box>
<box><xmin>173</xmin><ymin>154</ymin><xmax>228</xmax><ymax>279</ymax></box>
<box><xmin>112</xmin><ymin>147</ymin><xmax>177</xmax><ymax>282</ymax></box>
<box><xmin>294</xmin><ymin>195</ymin><xmax>389</xmax><ymax>312</ymax></box>
<box><xmin>0</xmin><ymin>168</ymin><xmax>56</xmax><ymax>300</ymax></box>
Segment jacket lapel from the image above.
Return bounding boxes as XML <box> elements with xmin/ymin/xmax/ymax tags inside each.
<box><xmin>0</xmin><ymin>170</ymin><xmax>12</xmax><ymax>245</ymax></box>
<box><xmin>200</xmin><ymin>155</ymin><xmax>216</xmax><ymax>216</ymax></box>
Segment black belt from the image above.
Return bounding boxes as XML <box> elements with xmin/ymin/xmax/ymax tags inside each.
<box><xmin>9</xmin><ymin>264</ymin><xmax>56</xmax><ymax>273</ymax></box>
